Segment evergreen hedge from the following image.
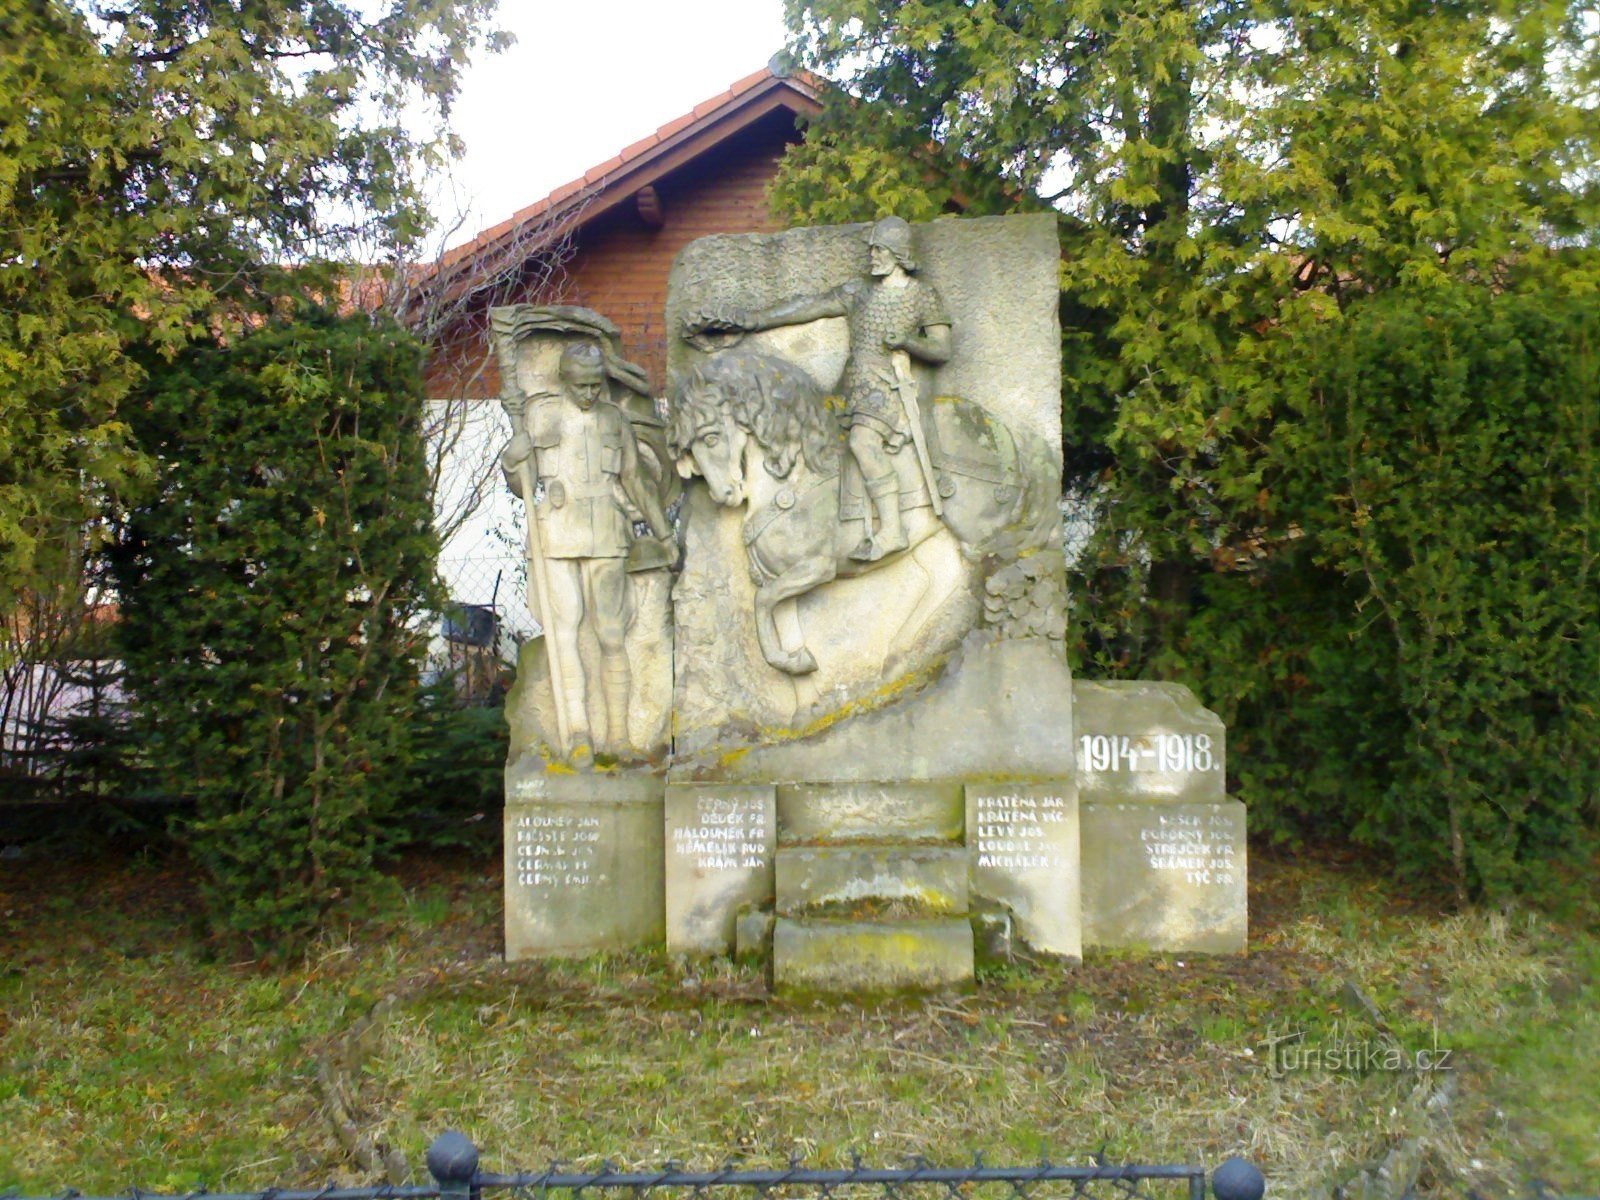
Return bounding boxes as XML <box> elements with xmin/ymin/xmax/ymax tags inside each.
<box><xmin>111</xmin><ymin>309</ymin><xmax>438</xmax><ymax>949</ymax></box>
<box><xmin>1164</xmin><ymin>283</ymin><xmax>1599</xmax><ymax>899</ymax></box>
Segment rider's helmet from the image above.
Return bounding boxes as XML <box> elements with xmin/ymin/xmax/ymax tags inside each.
<box><xmin>867</xmin><ymin>215</ymin><xmax>917</xmax><ymax>272</ymax></box>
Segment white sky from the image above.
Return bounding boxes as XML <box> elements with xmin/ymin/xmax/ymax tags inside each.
<box><xmin>429</xmin><ymin>0</ymin><xmax>792</xmax><ymax>252</ymax></box>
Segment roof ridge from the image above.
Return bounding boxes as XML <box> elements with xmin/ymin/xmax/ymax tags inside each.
<box><xmin>438</xmin><ymin>66</ymin><xmax>825</xmax><ymax>273</ymax></box>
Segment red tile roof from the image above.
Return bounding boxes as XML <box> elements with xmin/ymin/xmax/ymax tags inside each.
<box><xmin>429</xmin><ymin>67</ymin><xmax>824</xmax><ymax>290</ymax></box>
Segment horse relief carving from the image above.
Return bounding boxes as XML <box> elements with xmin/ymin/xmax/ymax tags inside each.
<box><xmin>668</xmin><ymin>345</ymin><xmax>1055</xmax><ymax>676</ymax></box>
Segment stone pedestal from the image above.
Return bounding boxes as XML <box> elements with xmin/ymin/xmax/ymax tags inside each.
<box><xmin>966</xmin><ymin>782</ymin><xmax>1081</xmax><ymax>958</ymax></box>
<box><xmin>664</xmin><ymin>784</ymin><xmax>775</xmax><ymax>955</ymax></box>
<box><xmin>768</xmin><ymin>782</ymin><xmax>977</xmax><ymax>995</ymax></box>
<box><xmin>503</xmin><ymin>772</ymin><xmax>665</xmax><ymax>960</ymax></box>
<box><xmin>775</xmin><ymin>781</ymin><xmax>965</xmax><ymax>842</ymax></box>
<box><xmin>1074</xmin><ymin>680</ymin><xmax>1246</xmax><ymax>954</ymax></box>
<box><xmin>1080</xmin><ymin>799</ymin><xmax>1247</xmax><ymax>953</ymax></box>
<box><xmin>776</xmin><ymin>844</ymin><xmax>969</xmax><ymax>914</ymax></box>
<box><xmin>773</xmin><ymin>917</ymin><xmax>975</xmax><ymax>995</ymax></box>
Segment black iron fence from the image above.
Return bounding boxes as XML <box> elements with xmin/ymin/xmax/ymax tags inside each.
<box><xmin>2</xmin><ymin>1135</ymin><xmax>1268</xmax><ymax>1200</ymax></box>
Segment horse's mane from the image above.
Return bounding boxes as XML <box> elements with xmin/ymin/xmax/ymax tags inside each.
<box><xmin>668</xmin><ymin>347</ymin><xmax>841</xmax><ymax>479</ymax></box>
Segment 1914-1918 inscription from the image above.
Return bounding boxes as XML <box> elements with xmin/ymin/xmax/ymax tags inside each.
<box><xmin>1078</xmin><ymin>733</ymin><xmax>1218</xmax><ymax>774</ymax></box>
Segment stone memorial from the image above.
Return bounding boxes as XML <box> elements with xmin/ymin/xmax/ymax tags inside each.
<box><xmin>495</xmin><ymin>307</ymin><xmax>677</xmax><ymax>956</ymax></box>
<box><xmin>1075</xmin><ymin>681</ymin><xmax>1245</xmax><ymax>953</ymax></box>
<box><xmin>664</xmin><ymin>784</ymin><xmax>775</xmax><ymax>954</ymax></box>
<box><xmin>495</xmin><ymin>217</ymin><xmax>1247</xmax><ymax>985</ymax></box>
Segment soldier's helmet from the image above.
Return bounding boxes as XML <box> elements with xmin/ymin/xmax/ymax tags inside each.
<box><xmin>558</xmin><ymin>341</ymin><xmax>606</xmax><ymax>384</ymax></box>
<box><xmin>867</xmin><ymin>215</ymin><xmax>917</xmax><ymax>272</ymax></box>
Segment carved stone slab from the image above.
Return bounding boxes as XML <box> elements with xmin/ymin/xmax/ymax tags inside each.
<box><xmin>673</xmin><ymin>637</ymin><xmax>1076</xmax><ymax>785</ymax></box>
<box><xmin>1080</xmin><ymin>798</ymin><xmax>1248</xmax><ymax>954</ymax></box>
<box><xmin>665</xmin><ymin>215</ymin><xmax>1064</xmax><ymax>765</ymax></box>
<box><xmin>966</xmin><ymin>782</ymin><xmax>1081</xmax><ymax>959</ymax></box>
<box><xmin>491</xmin><ymin>305</ymin><xmax>676</xmax><ymax>768</ymax></box>
<box><xmin>663</xmin><ymin>783</ymin><xmax>775</xmax><ymax>955</ymax></box>
<box><xmin>773</xmin><ymin>916</ymin><xmax>975</xmax><ymax>995</ymax></box>
<box><xmin>503</xmin><ymin>773</ymin><xmax>664</xmax><ymax>959</ymax></box>
<box><xmin>1074</xmin><ymin>680</ymin><xmax>1227</xmax><ymax>803</ymax></box>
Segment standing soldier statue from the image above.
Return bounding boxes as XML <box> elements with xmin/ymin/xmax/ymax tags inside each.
<box><xmin>684</xmin><ymin>215</ymin><xmax>951</xmax><ymax>562</ymax></box>
<box><xmin>501</xmin><ymin>341</ymin><xmax>675</xmax><ymax>761</ymax></box>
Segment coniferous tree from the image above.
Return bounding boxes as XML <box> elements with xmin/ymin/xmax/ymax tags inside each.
<box><xmin>774</xmin><ymin>0</ymin><xmax>1600</xmax><ymax>895</ymax></box>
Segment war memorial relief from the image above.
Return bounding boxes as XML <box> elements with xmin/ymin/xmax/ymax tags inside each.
<box><xmin>495</xmin><ymin>214</ymin><xmax>1246</xmax><ymax>990</ymax></box>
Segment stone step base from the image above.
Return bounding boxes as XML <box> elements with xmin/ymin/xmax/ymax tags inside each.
<box><xmin>775</xmin><ymin>843</ymin><xmax>969</xmax><ymax>917</ymax></box>
<box><xmin>772</xmin><ymin>916</ymin><xmax>975</xmax><ymax>994</ymax></box>
<box><xmin>776</xmin><ymin>781</ymin><xmax>964</xmax><ymax>845</ymax></box>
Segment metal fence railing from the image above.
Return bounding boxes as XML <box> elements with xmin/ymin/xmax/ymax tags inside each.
<box><xmin>2</xmin><ymin>1135</ymin><xmax>1270</xmax><ymax>1200</ymax></box>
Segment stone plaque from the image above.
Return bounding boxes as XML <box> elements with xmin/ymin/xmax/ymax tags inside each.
<box><xmin>1080</xmin><ymin>798</ymin><xmax>1247</xmax><ymax>954</ymax></box>
<box><xmin>503</xmin><ymin>773</ymin><xmax>665</xmax><ymax>959</ymax></box>
<box><xmin>1074</xmin><ymin>680</ymin><xmax>1226</xmax><ymax>803</ymax></box>
<box><xmin>965</xmin><ymin>782</ymin><xmax>1081</xmax><ymax>958</ymax></box>
<box><xmin>664</xmin><ymin>784</ymin><xmax>776</xmax><ymax>954</ymax></box>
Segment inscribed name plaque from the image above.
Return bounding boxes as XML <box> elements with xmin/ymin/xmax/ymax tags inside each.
<box><xmin>965</xmin><ymin>782</ymin><xmax>1081</xmax><ymax>958</ymax></box>
<box><xmin>664</xmin><ymin>784</ymin><xmax>776</xmax><ymax>954</ymax></box>
<box><xmin>1080</xmin><ymin>799</ymin><xmax>1247</xmax><ymax>954</ymax></box>
<box><xmin>503</xmin><ymin>774</ymin><xmax>665</xmax><ymax>959</ymax></box>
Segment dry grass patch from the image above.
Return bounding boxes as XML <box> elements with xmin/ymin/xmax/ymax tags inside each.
<box><xmin>0</xmin><ymin>846</ymin><xmax>1594</xmax><ymax>1198</ymax></box>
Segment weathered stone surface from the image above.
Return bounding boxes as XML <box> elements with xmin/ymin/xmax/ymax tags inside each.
<box><xmin>505</xmin><ymin>583</ymin><xmax>673</xmax><ymax>774</ymax></box>
<box><xmin>772</xmin><ymin>916</ymin><xmax>975</xmax><ymax>994</ymax></box>
<box><xmin>967</xmin><ymin>782</ymin><xmax>1081</xmax><ymax>959</ymax></box>
<box><xmin>1080</xmin><ymin>798</ymin><xmax>1247</xmax><ymax>954</ymax></box>
<box><xmin>666</xmin><ymin>215</ymin><xmax>1064</xmax><ymax>759</ymax></box>
<box><xmin>775</xmin><ymin>781</ymin><xmax>964</xmax><ymax>844</ymax></box>
<box><xmin>493</xmin><ymin>306</ymin><xmax>676</xmax><ymax>768</ymax></box>
<box><xmin>734</xmin><ymin>905</ymin><xmax>774</xmax><ymax>961</ymax></box>
<box><xmin>774</xmin><ymin>844</ymin><xmax>969</xmax><ymax>916</ymax></box>
<box><xmin>668</xmin><ymin>216</ymin><xmax>1062</xmax><ymax>455</ymax></box>
<box><xmin>970</xmin><ymin>903</ymin><xmax>1015</xmax><ymax>965</ymax></box>
<box><xmin>503</xmin><ymin>772</ymin><xmax>665</xmax><ymax>959</ymax></box>
<box><xmin>674</xmin><ymin>636</ymin><xmax>1075</xmax><ymax>784</ymax></box>
<box><xmin>1074</xmin><ymin>680</ymin><xmax>1226</xmax><ymax>803</ymax></box>
<box><xmin>664</xmin><ymin>784</ymin><xmax>775</xmax><ymax>955</ymax></box>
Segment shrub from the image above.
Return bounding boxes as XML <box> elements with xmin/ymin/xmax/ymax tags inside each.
<box><xmin>110</xmin><ymin>308</ymin><xmax>438</xmax><ymax>949</ymax></box>
<box><xmin>1184</xmin><ymin>282</ymin><xmax>1600</xmax><ymax>898</ymax></box>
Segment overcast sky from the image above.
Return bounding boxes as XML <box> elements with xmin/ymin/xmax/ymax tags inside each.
<box><xmin>429</xmin><ymin>0</ymin><xmax>792</xmax><ymax>252</ymax></box>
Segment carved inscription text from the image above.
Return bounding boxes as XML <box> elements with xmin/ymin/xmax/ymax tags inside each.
<box><xmin>1138</xmin><ymin>809</ymin><xmax>1239</xmax><ymax>888</ymax></box>
<box><xmin>670</xmin><ymin>793</ymin><xmax>769</xmax><ymax>872</ymax></box>
<box><xmin>513</xmin><ymin>812</ymin><xmax>603</xmax><ymax>889</ymax></box>
<box><xmin>974</xmin><ymin>791</ymin><xmax>1071</xmax><ymax>870</ymax></box>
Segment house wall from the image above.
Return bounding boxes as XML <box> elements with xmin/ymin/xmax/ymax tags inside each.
<box><xmin>425</xmin><ymin>105</ymin><xmax>806</xmax><ymax>657</ymax></box>
<box><xmin>562</xmin><ymin>112</ymin><xmax>796</xmax><ymax>390</ymax></box>
<box><xmin>425</xmin><ymin>108</ymin><xmax>800</xmax><ymax>402</ymax></box>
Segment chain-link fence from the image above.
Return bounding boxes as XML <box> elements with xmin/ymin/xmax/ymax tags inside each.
<box><xmin>1</xmin><ymin>1134</ymin><xmax>1270</xmax><ymax>1200</ymax></box>
<box><xmin>0</xmin><ymin>555</ymin><xmax>525</xmax><ymax>808</ymax></box>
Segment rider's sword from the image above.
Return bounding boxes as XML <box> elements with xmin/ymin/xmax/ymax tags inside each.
<box><xmin>890</xmin><ymin>350</ymin><xmax>944</xmax><ymax>517</ymax></box>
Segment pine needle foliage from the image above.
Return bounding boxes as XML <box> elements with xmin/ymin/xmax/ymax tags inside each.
<box><xmin>109</xmin><ymin>309</ymin><xmax>439</xmax><ymax>951</ymax></box>
<box><xmin>0</xmin><ymin>0</ymin><xmax>500</xmax><ymax>621</ymax></box>
<box><xmin>775</xmin><ymin>0</ymin><xmax>1600</xmax><ymax>896</ymax></box>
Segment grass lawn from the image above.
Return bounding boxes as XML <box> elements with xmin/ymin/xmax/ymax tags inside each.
<box><xmin>0</xmin><ymin>839</ymin><xmax>1594</xmax><ymax>1198</ymax></box>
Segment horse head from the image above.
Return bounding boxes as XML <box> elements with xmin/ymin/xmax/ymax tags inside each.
<box><xmin>668</xmin><ymin>348</ymin><xmax>840</xmax><ymax>509</ymax></box>
<box><xmin>668</xmin><ymin>362</ymin><xmax>750</xmax><ymax>507</ymax></box>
